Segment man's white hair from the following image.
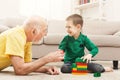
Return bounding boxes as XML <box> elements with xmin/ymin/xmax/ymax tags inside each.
<box><xmin>23</xmin><ymin>16</ymin><xmax>47</xmax><ymax>30</ymax></box>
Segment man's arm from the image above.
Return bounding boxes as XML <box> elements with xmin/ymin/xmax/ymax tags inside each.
<box><xmin>10</xmin><ymin>55</ymin><xmax>48</xmax><ymax>75</ymax></box>
<box><xmin>10</xmin><ymin>51</ymin><xmax>64</xmax><ymax>75</ymax></box>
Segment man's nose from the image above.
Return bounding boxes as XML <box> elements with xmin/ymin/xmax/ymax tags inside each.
<box><xmin>44</xmin><ymin>32</ymin><xmax>47</xmax><ymax>36</ymax></box>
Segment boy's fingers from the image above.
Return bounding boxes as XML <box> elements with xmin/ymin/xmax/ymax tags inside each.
<box><xmin>86</xmin><ymin>58</ymin><xmax>91</xmax><ymax>63</ymax></box>
<box><xmin>81</xmin><ymin>57</ymin><xmax>86</xmax><ymax>62</ymax></box>
<box><xmin>83</xmin><ymin>57</ymin><xmax>87</xmax><ymax>61</ymax></box>
<box><xmin>81</xmin><ymin>57</ymin><xmax>84</xmax><ymax>59</ymax></box>
<box><xmin>86</xmin><ymin>59</ymin><xmax>89</xmax><ymax>63</ymax></box>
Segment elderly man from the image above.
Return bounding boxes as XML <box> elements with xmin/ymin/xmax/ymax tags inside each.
<box><xmin>0</xmin><ymin>16</ymin><xmax>64</xmax><ymax>75</ymax></box>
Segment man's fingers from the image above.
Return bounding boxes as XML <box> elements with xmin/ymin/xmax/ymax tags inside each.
<box><xmin>53</xmin><ymin>68</ymin><xmax>59</xmax><ymax>75</ymax></box>
<box><xmin>48</xmin><ymin>69</ymin><xmax>54</xmax><ymax>75</ymax></box>
<box><xmin>49</xmin><ymin>67</ymin><xmax>59</xmax><ymax>75</ymax></box>
<box><xmin>58</xmin><ymin>57</ymin><xmax>63</xmax><ymax>61</ymax></box>
<box><xmin>58</xmin><ymin>53</ymin><xmax>64</xmax><ymax>61</ymax></box>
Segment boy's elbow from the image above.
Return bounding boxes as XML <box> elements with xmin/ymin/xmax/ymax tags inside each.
<box><xmin>91</xmin><ymin>47</ymin><xmax>99</xmax><ymax>57</ymax></box>
<box><xmin>96</xmin><ymin>47</ymin><xmax>99</xmax><ymax>53</ymax></box>
<box><xmin>94</xmin><ymin>47</ymin><xmax>99</xmax><ymax>55</ymax></box>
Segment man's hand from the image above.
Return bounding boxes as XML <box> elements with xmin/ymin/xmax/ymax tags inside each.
<box><xmin>35</xmin><ymin>66</ymin><xmax>59</xmax><ymax>75</ymax></box>
<box><xmin>81</xmin><ymin>54</ymin><xmax>92</xmax><ymax>63</ymax></box>
<box><xmin>43</xmin><ymin>51</ymin><xmax>64</xmax><ymax>63</ymax></box>
<box><xmin>47</xmin><ymin>66</ymin><xmax>59</xmax><ymax>75</ymax></box>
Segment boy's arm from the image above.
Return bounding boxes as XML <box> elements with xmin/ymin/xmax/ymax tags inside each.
<box><xmin>84</xmin><ymin>36</ymin><xmax>99</xmax><ymax>57</ymax></box>
<box><xmin>82</xmin><ymin>36</ymin><xmax>98</xmax><ymax>63</ymax></box>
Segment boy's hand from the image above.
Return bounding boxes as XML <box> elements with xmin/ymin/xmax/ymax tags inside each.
<box><xmin>81</xmin><ymin>54</ymin><xmax>92</xmax><ymax>63</ymax></box>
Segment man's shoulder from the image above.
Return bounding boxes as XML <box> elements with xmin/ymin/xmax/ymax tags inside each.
<box><xmin>6</xmin><ymin>26</ymin><xmax>26</xmax><ymax>44</ymax></box>
<box><xmin>11</xmin><ymin>26</ymin><xmax>25</xmax><ymax>37</ymax></box>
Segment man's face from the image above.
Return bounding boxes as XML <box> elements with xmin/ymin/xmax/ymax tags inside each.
<box><xmin>65</xmin><ymin>20</ymin><xmax>79</xmax><ymax>36</ymax></box>
<box><xmin>32</xmin><ymin>26</ymin><xmax>47</xmax><ymax>42</ymax></box>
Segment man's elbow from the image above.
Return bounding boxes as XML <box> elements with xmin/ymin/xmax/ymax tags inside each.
<box><xmin>14</xmin><ymin>68</ymin><xmax>28</xmax><ymax>75</ymax></box>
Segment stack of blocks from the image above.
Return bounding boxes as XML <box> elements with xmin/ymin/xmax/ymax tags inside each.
<box><xmin>72</xmin><ymin>58</ymin><xmax>88</xmax><ymax>75</ymax></box>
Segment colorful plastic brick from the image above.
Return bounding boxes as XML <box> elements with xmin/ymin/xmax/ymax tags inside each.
<box><xmin>94</xmin><ymin>72</ymin><xmax>101</xmax><ymax>77</ymax></box>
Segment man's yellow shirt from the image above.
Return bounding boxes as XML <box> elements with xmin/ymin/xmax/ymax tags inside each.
<box><xmin>0</xmin><ymin>26</ymin><xmax>32</xmax><ymax>70</ymax></box>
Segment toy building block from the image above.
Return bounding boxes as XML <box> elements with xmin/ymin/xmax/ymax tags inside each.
<box><xmin>72</xmin><ymin>58</ymin><xmax>88</xmax><ymax>75</ymax></box>
<box><xmin>72</xmin><ymin>63</ymin><xmax>77</xmax><ymax>71</ymax></box>
<box><xmin>94</xmin><ymin>72</ymin><xmax>101</xmax><ymax>77</ymax></box>
<box><xmin>72</xmin><ymin>63</ymin><xmax>77</xmax><ymax>68</ymax></box>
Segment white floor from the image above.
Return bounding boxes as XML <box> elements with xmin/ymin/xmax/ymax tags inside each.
<box><xmin>0</xmin><ymin>61</ymin><xmax>120</xmax><ymax>80</ymax></box>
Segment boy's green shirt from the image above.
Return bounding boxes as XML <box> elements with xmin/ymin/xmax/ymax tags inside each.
<box><xmin>59</xmin><ymin>33</ymin><xmax>98</xmax><ymax>63</ymax></box>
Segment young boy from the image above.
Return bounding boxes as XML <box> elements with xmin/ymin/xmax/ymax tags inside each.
<box><xmin>59</xmin><ymin>14</ymin><xmax>113</xmax><ymax>73</ymax></box>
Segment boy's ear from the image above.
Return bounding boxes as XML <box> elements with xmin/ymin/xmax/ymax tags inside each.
<box><xmin>76</xmin><ymin>24</ymin><xmax>81</xmax><ymax>29</ymax></box>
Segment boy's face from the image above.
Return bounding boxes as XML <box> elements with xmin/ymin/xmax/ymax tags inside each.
<box><xmin>65</xmin><ymin>20</ymin><xmax>81</xmax><ymax>37</ymax></box>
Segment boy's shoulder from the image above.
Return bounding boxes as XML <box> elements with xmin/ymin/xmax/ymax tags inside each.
<box><xmin>63</xmin><ymin>34</ymin><xmax>70</xmax><ymax>38</ymax></box>
<box><xmin>80</xmin><ymin>33</ymin><xmax>87</xmax><ymax>39</ymax></box>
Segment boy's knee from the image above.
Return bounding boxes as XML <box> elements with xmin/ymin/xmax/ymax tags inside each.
<box><xmin>87</xmin><ymin>63</ymin><xmax>105</xmax><ymax>73</ymax></box>
<box><xmin>61</xmin><ymin>64</ymin><xmax>72</xmax><ymax>73</ymax></box>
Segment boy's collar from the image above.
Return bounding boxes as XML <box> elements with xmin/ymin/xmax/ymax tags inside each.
<box><xmin>76</xmin><ymin>32</ymin><xmax>83</xmax><ymax>41</ymax></box>
<box><xmin>69</xmin><ymin>32</ymin><xmax>82</xmax><ymax>41</ymax></box>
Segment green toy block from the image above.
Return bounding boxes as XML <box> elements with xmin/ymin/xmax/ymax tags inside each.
<box><xmin>77</xmin><ymin>68</ymin><xmax>87</xmax><ymax>70</ymax></box>
<box><xmin>94</xmin><ymin>72</ymin><xmax>101</xmax><ymax>77</ymax></box>
<box><xmin>72</xmin><ymin>63</ymin><xmax>77</xmax><ymax>68</ymax></box>
<box><xmin>75</xmin><ymin>58</ymin><xmax>86</xmax><ymax>63</ymax></box>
